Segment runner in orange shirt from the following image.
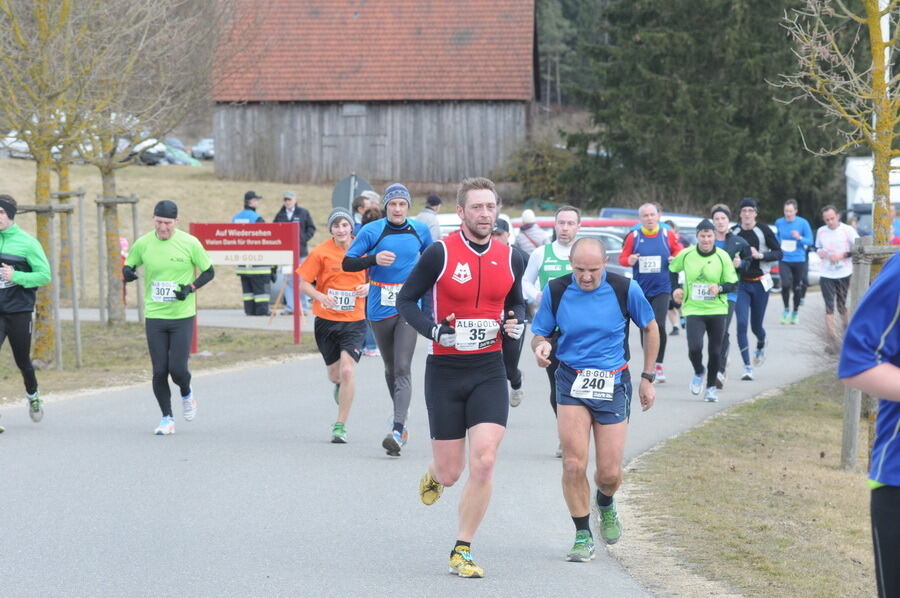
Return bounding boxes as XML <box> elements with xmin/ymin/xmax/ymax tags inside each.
<box><xmin>298</xmin><ymin>207</ymin><xmax>369</xmax><ymax>443</ymax></box>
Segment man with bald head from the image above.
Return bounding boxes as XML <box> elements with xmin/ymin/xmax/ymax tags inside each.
<box><xmin>531</xmin><ymin>237</ymin><xmax>659</xmax><ymax>561</ymax></box>
<box><xmin>618</xmin><ymin>202</ymin><xmax>683</xmax><ymax>382</ymax></box>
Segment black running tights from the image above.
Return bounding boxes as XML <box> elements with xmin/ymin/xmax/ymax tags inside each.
<box><xmin>872</xmin><ymin>485</ymin><xmax>900</xmax><ymax>598</ymax></box>
<box><xmin>0</xmin><ymin>312</ymin><xmax>38</xmax><ymax>395</ymax></box>
<box><xmin>686</xmin><ymin>314</ymin><xmax>726</xmax><ymax>388</ymax></box>
<box><xmin>145</xmin><ymin>317</ymin><xmax>194</xmax><ymax>417</ymax></box>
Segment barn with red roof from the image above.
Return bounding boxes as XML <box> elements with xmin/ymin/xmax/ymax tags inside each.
<box><xmin>213</xmin><ymin>0</ymin><xmax>536</xmax><ymax>183</ymax></box>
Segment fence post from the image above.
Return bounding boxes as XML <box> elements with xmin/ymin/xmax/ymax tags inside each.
<box><xmin>841</xmin><ymin>237</ymin><xmax>873</xmax><ymax>470</ymax></box>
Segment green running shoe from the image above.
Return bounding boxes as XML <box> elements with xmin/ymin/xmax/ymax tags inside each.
<box><xmin>595</xmin><ymin>498</ymin><xmax>623</xmax><ymax>545</ymax></box>
<box><xmin>28</xmin><ymin>392</ymin><xmax>43</xmax><ymax>423</ymax></box>
<box><xmin>780</xmin><ymin>309</ymin><xmax>790</xmax><ymax>324</ymax></box>
<box><xmin>331</xmin><ymin>422</ymin><xmax>348</xmax><ymax>444</ymax></box>
<box><xmin>566</xmin><ymin>530</ymin><xmax>595</xmax><ymax>562</ymax></box>
<box><xmin>791</xmin><ymin>311</ymin><xmax>800</xmax><ymax>325</ymax></box>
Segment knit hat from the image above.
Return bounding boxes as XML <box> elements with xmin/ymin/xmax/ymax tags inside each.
<box><xmin>710</xmin><ymin>205</ymin><xmax>731</xmax><ymax>219</ymax></box>
<box><xmin>426</xmin><ymin>194</ymin><xmax>443</xmax><ymax>207</ymax></box>
<box><xmin>0</xmin><ymin>196</ymin><xmax>16</xmax><ymax>220</ymax></box>
<box><xmin>695</xmin><ymin>218</ymin><xmax>715</xmax><ymax>232</ymax></box>
<box><xmin>738</xmin><ymin>197</ymin><xmax>758</xmax><ymax>211</ymax></box>
<box><xmin>522</xmin><ymin>209</ymin><xmax>536</xmax><ymax>224</ymax></box>
<box><xmin>327</xmin><ymin>207</ymin><xmax>353</xmax><ymax>229</ymax></box>
<box><xmin>153</xmin><ymin>200</ymin><xmax>178</xmax><ymax>219</ymax></box>
<box><xmin>383</xmin><ymin>183</ymin><xmax>412</xmax><ymax>207</ymax></box>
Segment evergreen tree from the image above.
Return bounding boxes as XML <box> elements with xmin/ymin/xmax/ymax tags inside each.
<box><xmin>567</xmin><ymin>0</ymin><xmax>840</xmax><ymax>218</ymax></box>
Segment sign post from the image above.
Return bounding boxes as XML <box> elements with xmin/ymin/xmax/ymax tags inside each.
<box><xmin>190</xmin><ymin>222</ymin><xmax>301</xmax><ymax>349</ymax></box>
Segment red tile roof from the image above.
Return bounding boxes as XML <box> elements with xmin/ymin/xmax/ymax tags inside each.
<box><xmin>214</xmin><ymin>0</ymin><xmax>535</xmax><ymax>102</ymax></box>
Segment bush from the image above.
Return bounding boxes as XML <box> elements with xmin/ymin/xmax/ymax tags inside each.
<box><xmin>495</xmin><ymin>140</ymin><xmax>577</xmax><ymax>205</ymax></box>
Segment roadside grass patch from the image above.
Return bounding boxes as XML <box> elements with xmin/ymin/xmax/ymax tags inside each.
<box><xmin>0</xmin><ymin>321</ymin><xmax>316</xmax><ymax>400</ymax></box>
<box><xmin>621</xmin><ymin>373</ymin><xmax>872</xmax><ymax>597</ymax></box>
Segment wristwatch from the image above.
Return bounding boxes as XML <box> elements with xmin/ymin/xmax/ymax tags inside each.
<box><xmin>640</xmin><ymin>371</ymin><xmax>656</xmax><ymax>383</ymax></box>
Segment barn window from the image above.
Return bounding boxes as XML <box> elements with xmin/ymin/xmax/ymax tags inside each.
<box><xmin>342</xmin><ymin>103</ymin><xmax>367</xmax><ymax>117</ymax></box>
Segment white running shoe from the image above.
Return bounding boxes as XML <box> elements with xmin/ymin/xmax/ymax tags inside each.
<box><xmin>182</xmin><ymin>390</ymin><xmax>196</xmax><ymax>421</ymax></box>
<box><xmin>154</xmin><ymin>416</ymin><xmax>175</xmax><ymax>435</ymax></box>
<box><xmin>510</xmin><ymin>387</ymin><xmax>524</xmax><ymax>407</ymax></box>
<box><xmin>741</xmin><ymin>366</ymin><xmax>754</xmax><ymax>381</ymax></box>
<box><xmin>704</xmin><ymin>387</ymin><xmax>719</xmax><ymax>402</ymax></box>
<box><xmin>690</xmin><ymin>373</ymin><xmax>704</xmax><ymax>395</ymax></box>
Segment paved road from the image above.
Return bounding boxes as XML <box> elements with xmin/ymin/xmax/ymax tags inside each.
<box><xmin>2</xmin><ymin>296</ymin><xmax>829</xmax><ymax>597</ymax></box>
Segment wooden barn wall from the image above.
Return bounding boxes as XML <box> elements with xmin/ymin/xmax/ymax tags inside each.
<box><xmin>213</xmin><ymin>102</ymin><xmax>527</xmax><ymax>183</ymax></box>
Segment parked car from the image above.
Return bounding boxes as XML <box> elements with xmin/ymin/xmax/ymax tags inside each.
<box><xmin>191</xmin><ymin>138</ymin><xmax>215</xmax><ymax>160</ymax></box>
<box><xmin>435</xmin><ymin>212</ymin><xmax>512</xmax><ymax>240</ymax></box>
<box><xmin>132</xmin><ymin>137</ymin><xmax>167</xmax><ymax>165</ymax></box>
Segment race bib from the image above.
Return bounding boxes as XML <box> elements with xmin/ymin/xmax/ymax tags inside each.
<box><xmin>0</xmin><ymin>277</ymin><xmax>18</xmax><ymax>289</ymax></box>
<box><xmin>151</xmin><ymin>281</ymin><xmax>178</xmax><ymax>302</ymax></box>
<box><xmin>453</xmin><ymin>318</ymin><xmax>500</xmax><ymax>351</ymax></box>
<box><xmin>760</xmin><ymin>273</ymin><xmax>774</xmax><ymax>292</ymax></box>
<box><xmin>691</xmin><ymin>283</ymin><xmax>717</xmax><ymax>301</ymax></box>
<box><xmin>780</xmin><ymin>239</ymin><xmax>797</xmax><ymax>253</ymax></box>
<box><xmin>327</xmin><ymin>289</ymin><xmax>356</xmax><ymax>311</ymax></box>
<box><xmin>638</xmin><ymin>255</ymin><xmax>661</xmax><ymax>274</ymax></box>
<box><xmin>570</xmin><ymin>368</ymin><xmax>615</xmax><ymax>401</ymax></box>
<box><xmin>380</xmin><ymin>283</ymin><xmax>402</xmax><ymax>307</ymax></box>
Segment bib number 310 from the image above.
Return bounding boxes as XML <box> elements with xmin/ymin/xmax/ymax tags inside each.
<box><xmin>570</xmin><ymin>369</ymin><xmax>615</xmax><ymax>401</ymax></box>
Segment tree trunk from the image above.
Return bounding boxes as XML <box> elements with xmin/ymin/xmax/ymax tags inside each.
<box><xmin>101</xmin><ymin>168</ymin><xmax>125</xmax><ymax>324</ymax></box>
<box><xmin>867</xmin><ymin>1</ymin><xmax>893</xmax><ymax>249</ymax></box>
<box><xmin>54</xmin><ymin>160</ymin><xmax>73</xmax><ymax>300</ymax></box>
<box><xmin>32</xmin><ymin>154</ymin><xmax>56</xmax><ymax>366</ymax></box>
<box><xmin>545</xmin><ymin>55</ymin><xmax>551</xmax><ymax>113</ymax></box>
<box><xmin>555</xmin><ymin>54</ymin><xmax>562</xmax><ymax>107</ymax></box>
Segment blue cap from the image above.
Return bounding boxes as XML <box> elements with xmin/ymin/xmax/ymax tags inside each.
<box><xmin>383</xmin><ymin>183</ymin><xmax>411</xmax><ymax>208</ymax></box>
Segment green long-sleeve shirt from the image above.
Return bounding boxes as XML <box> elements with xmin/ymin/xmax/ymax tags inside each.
<box><xmin>668</xmin><ymin>245</ymin><xmax>737</xmax><ymax>317</ymax></box>
<box><xmin>0</xmin><ymin>223</ymin><xmax>51</xmax><ymax>314</ymax></box>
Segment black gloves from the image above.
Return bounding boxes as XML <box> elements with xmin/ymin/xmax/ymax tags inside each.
<box><xmin>270</xmin><ymin>266</ymin><xmax>278</xmax><ymax>283</ymax></box>
<box><xmin>122</xmin><ymin>265</ymin><xmax>138</xmax><ymax>282</ymax></box>
<box><xmin>173</xmin><ymin>284</ymin><xmax>194</xmax><ymax>301</ymax></box>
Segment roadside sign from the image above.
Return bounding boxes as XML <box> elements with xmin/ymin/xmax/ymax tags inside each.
<box><xmin>190</xmin><ymin>222</ymin><xmax>302</xmax><ymax>346</ymax></box>
<box><xmin>332</xmin><ymin>172</ymin><xmax>373</xmax><ymax>211</ymax></box>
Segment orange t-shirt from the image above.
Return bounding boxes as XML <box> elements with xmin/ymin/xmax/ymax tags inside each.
<box><xmin>297</xmin><ymin>238</ymin><xmax>367</xmax><ymax>322</ymax></box>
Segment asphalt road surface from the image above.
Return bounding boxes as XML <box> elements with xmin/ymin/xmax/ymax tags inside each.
<box><xmin>1</xmin><ymin>296</ymin><xmax>830</xmax><ymax>597</ymax></box>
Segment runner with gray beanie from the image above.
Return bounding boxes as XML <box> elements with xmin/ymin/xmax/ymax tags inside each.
<box><xmin>343</xmin><ymin>183</ymin><xmax>434</xmax><ymax>456</ymax></box>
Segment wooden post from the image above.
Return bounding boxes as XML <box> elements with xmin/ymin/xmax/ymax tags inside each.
<box><xmin>96</xmin><ymin>200</ymin><xmax>106</xmax><ymax>324</ymax></box>
<box><xmin>841</xmin><ymin>238</ymin><xmax>872</xmax><ymax>469</ymax></box>
<box><xmin>67</xmin><ymin>207</ymin><xmax>82</xmax><ymax>368</ymax></box>
<box><xmin>131</xmin><ymin>199</ymin><xmax>143</xmax><ymax>324</ymax></box>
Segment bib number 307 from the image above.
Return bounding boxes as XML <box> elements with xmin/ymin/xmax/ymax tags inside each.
<box><xmin>570</xmin><ymin>369</ymin><xmax>615</xmax><ymax>401</ymax></box>
<box><xmin>151</xmin><ymin>281</ymin><xmax>178</xmax><ymax>302</ymax></box>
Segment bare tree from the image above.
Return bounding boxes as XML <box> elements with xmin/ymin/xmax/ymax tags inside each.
<box><xmin>776</xmin><ymin>0</ymin><xmax>896</xmax><ymax>248</ymax></box>
<box><xmin>76</xmin><ymin>0</ymin><xmax>242</xmax><ymax>324</ymax></box>
<box><xmin>0</xmin><ymin>0</ymin><xmax>125</xmax><ymax>363</ymax></box>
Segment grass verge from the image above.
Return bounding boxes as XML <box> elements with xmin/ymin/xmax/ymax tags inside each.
<box><xmin>0</xmin><ymin>321</ymin><xmax>316</xmax><ymax>401</ymax></box>
<box><xmin>617</xmin><ymin>372</ymin><xmax>873</xmax><ymax>598</ymax></box>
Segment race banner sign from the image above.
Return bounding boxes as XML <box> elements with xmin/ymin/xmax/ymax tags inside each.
<box><xmin>189</xmin><ymin>222</ymin><xmax>299</xmax><ymax>265</ymax></box>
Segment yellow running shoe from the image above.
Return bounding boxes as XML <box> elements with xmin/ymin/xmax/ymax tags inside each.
<box><xmin>448</xmin><ymin>546</ymin><xmax>484</xmax><ymax>578</ymax></box>
<box><xmin>418</xmin><ymin>470</ymin><xmax>444</xmax><ymax>505</ymax></box>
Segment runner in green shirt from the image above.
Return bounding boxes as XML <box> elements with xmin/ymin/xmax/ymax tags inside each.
<box><xmin>669</xmin><ymin>219</ymin><xmax>738</xmax><ymax>402</ymax></box>
<box><xmin>123</xmin><ymin>200</ymin><xmax>214</xmax><ymax>435</ymax></box>
<box><xmin>0</xmin><ymin>194</ymin><xmax>51</xmax><ymax>431</ymax></box>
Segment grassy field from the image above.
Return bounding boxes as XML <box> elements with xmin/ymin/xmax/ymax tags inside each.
<box><xmin>616</xmin><ymin>372</ymin><xmax>873</xmax><ymax>597</ymax></box>
<box><xmin>2</xmin><ymin>157</ymin><xmax>530</xmax><ymax>309</ymax></box>
<box><xmin>0</xmin><ymin>321</ymin><xmax>317</xmax><ymax>401</ymax></box>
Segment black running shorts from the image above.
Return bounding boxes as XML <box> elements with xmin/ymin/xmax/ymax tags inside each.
<box><xmin>314</xmin><ymin>318</ymin><xmax>366</xmax><ymax>365</ymax></box>
<box><xmin>424</xmin><ymin>351</ymin><xmax>508</xmax><ymax>440</ymax></box>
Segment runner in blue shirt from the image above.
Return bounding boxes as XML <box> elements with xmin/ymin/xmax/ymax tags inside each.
<box><xmin>774</xmin><ymin>199</ymin><xmax>814</xmax><ymax>325</ymax></box>
<box><xmin>839</xmin><ymin>251</ymin><xmax>900</xmax><ymax>598</ymax></box>
<box><xmin>342</xmin><ymin>183</ymin><xmax>433</xmax><ymax>456</ymax></box>
<box><xmin>531</xmin><ymin>237</ymin><xmax>658</xmax><ymax>561</ymax></box>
